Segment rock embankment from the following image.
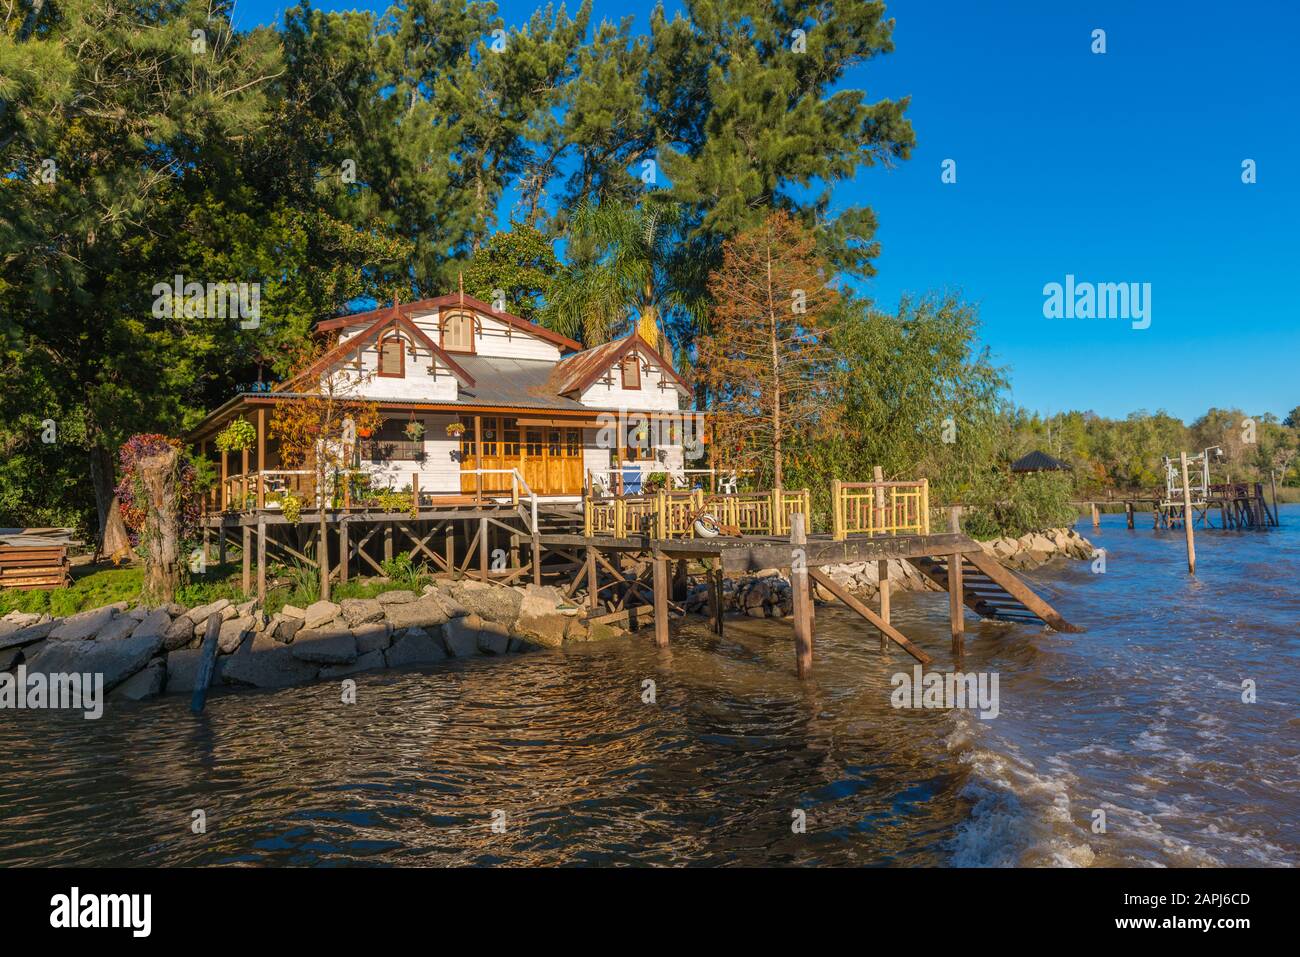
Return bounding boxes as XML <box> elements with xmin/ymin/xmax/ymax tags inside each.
<box><xmin>683</xmin><ymin>526</ymin><xmax>1095</xmax><ymax>619</ymax></box>
<box><xmin>0</xmin><ymin>579</ymin><xmax>593</xmax><ymax>701</ymax></box>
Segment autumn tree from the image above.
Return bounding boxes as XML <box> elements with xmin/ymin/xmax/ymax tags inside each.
<box><xmin>269</xmin><ymin>344</ymin><xmax>380</xmax><ymax>601</ymax></box>
<box><xmin>696</xmin><ymin>211</ymin><xmax>840</xmax><ymax>489</ymax></box>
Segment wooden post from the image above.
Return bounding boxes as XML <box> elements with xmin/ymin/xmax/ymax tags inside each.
<box><xmin>256</xmin><ymin>515</ymin><xmax>267</xmax><ymax>602</ymax></box>
<box><xmin>474</xmin><ymin>415</ymin><xmax>483</xmax><ymax>503</ymax></box>
<box><xmin>221</xmin><ymin>447</ymin><xmax>229</xmax><ymax>510</ymax></box>
<box><xmin>445</xmin><ymin>524</ymin><xmax>455</xmax><ymax>574</ymax></box>
<box><xmin>948</xmin><ymin>552</ymin><xmax>965</xmax><ymax>655</ymax></box>
<box><xmin>790</xmin><ymin>512</ymin><xmax>813</xmax><ymax>678</ymax></box>
<box><xmin>709</xmin><ymin>565</ymin><xmax>724</xmax><ymax>635</ymax></box>
<box><xmin>873</xmin><ymin>466</ymin><xmax>886</xmax><ymax>535</ymax></box>
<box><xmin>256</xmin><ymin>408</ymin><xmax>266</xmax><ymax>509</ymax></box>
<box><xmin>877</xmin><ymin>558</ymin><xmax>891</xmax><ymax>653</ymax></box>
<box><xmin>532</xmin><ymin>535</ymin><xmax>542</xmax><ymax>586</ymax></box>
<box><xmin>616</xmin><ymin>428</ymin><xmax>625</xmax><ymax>495</ymax></box>
<box><xmin>1091</xmin><ymin>502</ymin><xmax>1100</xmax><ymax>528</ymax></box>
<box><xmin>318</xmin><ymin>517</ymin><xmax>330</xmax><ymax>599</ymax></box>
<box><xmin>948</xmin><ymin>506</ymin><xmax>961</xmax><ymax>534</ymax></box>
<box><xmin>339</xmin><ymin>518</ymin><xmax>350</xmax><ymax>583</ymax></box>
<box><xmin>652</xmin><ymin>552</ymin><xmax>670</xmax><ymax>648</ymax></box>
<box><xmin>1269</xmin><ymin>470</ymin><xmax>1280</xmax><ymax>526</ymax></box>
<box><xmin>1180</xmin><ymin>451</ymin><xmax>1196</xmax><ymax>574</ymax></box>
<box><xmin>412</xmin><ymin>471</ymin><xmax>419</xmax><ymax>513</ymax></box>
<box><xmin>241</xmin><ymin>524</ymin><xmax>251</xmax><ymax>596</ymax></box>
<box><xmin>384</xmin><ymin>524</ymin><xmax>393</xmax><ymax>563</ymax></box>
<box><xmin>586</xmin><ymin>546</ymin><xmax>599</xmax><ymax>610</ymax></box>
<box><xmin>190</xmin><ymin>613</ymin><xmax>222</xmax><ymax>714</ymax></box>
<box><xmin>479</xmin><ymin>517</ymin><xmax>489</xmax><ymax>582</ymax></box>
<box><xmin>241</xmin><ymin>443</ymin><xmax>250</xmax><ymax>511</ymax></box>
<box><xmin>199</xmin><ymin>439</ymin><xmax>209</xmax><ymax>516</ymax></box>
<box><xmin>1125</xmin><ymin>502</ymin><xmax>1134</xmax><ymax>529</ymax></box>
<box><xmin>218</xmin><ymin>524</ymin><xmax>227</xmax><ymax>566</ymax></box>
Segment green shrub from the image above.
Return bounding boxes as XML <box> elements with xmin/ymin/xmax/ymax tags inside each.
<box><xmin>379</xmin><ymin>553</ymin><xmax>424</xmax><ymax>591</ymax></box>
<box><xmin>963</xmin><ymin>472</ymin><xmax>1077</xmax><ymax>539</ymax></box>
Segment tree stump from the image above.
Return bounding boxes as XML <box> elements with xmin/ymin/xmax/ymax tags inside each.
<box><xmin>138</xmin><ymin>448</ymin><xmax>181</xmax><ymax>605</ymax></box>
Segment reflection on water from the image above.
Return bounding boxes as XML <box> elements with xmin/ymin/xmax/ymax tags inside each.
<box><xmin>1</xmin><ymin>508</ymin><xmax>1297</xmax><ymax>866</ymax></box>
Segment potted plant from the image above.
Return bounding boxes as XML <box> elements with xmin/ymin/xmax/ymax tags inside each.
<box><xmin>446</xmin><ymin>421</ymin><xmax>466</xmax><ymax>437</ymax></box>
<box><xmin>214</xmin><ymin>418</ymin><xmax>256</xmax><ymax>453</ymax></box>
<box><xmin>403</xmin><ymin>419</ymin><xmax>425</xmax><ymax>441</ymax></box>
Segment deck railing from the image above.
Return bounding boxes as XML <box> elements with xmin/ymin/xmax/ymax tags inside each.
<box><xmin>584</xmin><ymin>488</ymin><xmax>812</xmax><ymax>539</ymax></box>
<box><xmin>832</xmin><ymin>479</ymin><xmax>929</xmax><ymax>540</ymax></box>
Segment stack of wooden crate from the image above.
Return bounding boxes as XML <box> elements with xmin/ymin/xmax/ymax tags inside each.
<box><xmin>0</xmin><ymin>545</ymin><xmax>71</xmax><ymax>590</ymax></box>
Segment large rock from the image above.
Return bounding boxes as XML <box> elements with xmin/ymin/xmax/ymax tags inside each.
<box><xmin>340</xmin><ymin>598</ymin><xmax>385</xmax><ymax>627</ymax></box>
<box><xmin>291</xmin><ymin>627</ymin><xmax>357</xmax><ymax>664</ymax></box>
<box><xmin>385</xmin><ymin>628</ymin><xmax>447</xmax><ymax>667</ymax></box>
<box><xmin>221</xmin><ymin>635</ymin><xmax>319</xmax><ymax>689</ymax></box>
<box><xmin>49</xmin><ymin>605</ymin><xmax>120</xmax><ymax>641</ymax></box>
<box><xmin>162</xmin><ymin>616</ymin><xmax>195</xmax><ymax>651</ymax></box>
<box><xmin>0</xmin><ymin>619</ymin><xmax>56</xmax><ymax>651</ymax></box>
<box><xmin>303</xmin><ymin>600</ymin><xmax>342</xmax><ymax>630</ymax></box>
<box><xmin>478</xmin><ymin>618</ymin><xmax>511</xmax><ymax>655</ymax></box>
<box><xmin>383</xmin><ymin>595</ymin><xmax>451</xmax><ymax>631</ymax></box>
<box><xmin>376</xmin><ymin>589</ymin><xmax>417</xmax><ymax>605</ymax></box>
<box><xmin>0</xmin><ymin>647</ymin><xmax>21</xmax><ymax>670</ymax></box>
<box><xmin>442</xmin><ymin>615</ymin><xmax>484</xmax><ymax>657</ymax></box>
<box><xmin>273</xmin><ymin>616</ymin><xmax>303</xmax><ymax>644</ymax></box>
<box><xmin>353</xmin><ymin>622</ymin><xmax>392</xmax><ymax>655</ymax></box>
<box><xmin>165</xmin><ymin>648</ymin><xmax>223</xmax><ymax>694</ymax></box>
<box><xmin>424</xmin><ymin>584</ymin><xmax>469</xmax><ymax>618</ymax></box>
<box><xmin>445</xmin><ymin>580</ymin><xmax>521</xmax><ymax>625</ymax></box>
<box><xmin>112</xmin><ymin>660</ymin><xmax>166</xmax><ymax>701</ymax></box>
<box><xmin>320</xmin><ymin>650</ymin><xmax>386</xmax><ymax>679</ymax></box>
<box><xmin>512</xmin><ymin>585</ymin><xmax>570</xmax><ymax>648</ymax></box>
<box><xmin>94</xmin><ymin>615</ymin><xmax>139</xmax><ymax>642</ymax></box>
<box><xmin>131</xmin><ymin>608</ymin><xmax>172</xmax><ymax>642</ymax></box>
<box><xmin>218</xmin><ymin>616</ymin><xmax>256</xmax><ymax>654</ymax></box>
<box><xmin>25</xmin><ymin>630</ymin><xmax>165</xmax><ymax>692</ymax></box>
<box><xmin>281</xmin><ymin>604</ymin><xmax>307</xmax><ymax>620</ymax></box>
<box><xmin>187</xmin><ymin>598</ymin><xmax>231</xmax><ymax>625</ymax></box>
<box><xmin>2</xmin><ymin>611</ymin><xmax>43</xmax><ymax>628</ymax></box>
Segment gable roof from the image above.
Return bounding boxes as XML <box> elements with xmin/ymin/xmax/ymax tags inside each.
<box><xmin>1010</xmin><ymin>450</ymin><xmax>1072</xmax><ymax>473</ymax></box>
<box><xmin>548</xmin><ymin>332</ymin><xmax>691</xmax><ymax>397</ymax></box>
<box><xmin>276</xmin><ymin>308</ymin><xmax>475</xmax><ymax>392</ymax></box>
<box><xmin>314</xmin><ymin>293</ymin><xmax>584</xmax><ymax>353</ymax></box>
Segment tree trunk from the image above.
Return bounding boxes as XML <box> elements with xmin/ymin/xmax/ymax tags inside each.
<box><xmin>88</xmin><ymin>444</ymin><xmax>116</xmax><ymax>543</ymax></box>
<box><xmin>138</xmin><ymin>448</ymin><xmax>181</xmax><ymax>605</ymax></box>
<box><xmin>318</xmin><ymin>467</ymin><xmax>330</xmax><ymax>601</ymax></box>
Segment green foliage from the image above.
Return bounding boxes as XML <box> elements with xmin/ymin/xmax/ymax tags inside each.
<box><xmin>279</xmin><ymin>491</ymin><xmax>303</xmax><ymax>524</ymax></box>
<box><xmin>379</xmin><ymin>553</ymin><xmax>424</xmax><ymax>591</ymax></box>
<box><xmin>0</xmin><ymin>566</ymin><xmax>143</xmax><ymax>618</ymax></box>
<box><xmin>962</xmin><ymin>473</ymin><xmax>1079</xmax><ymax>540</ymax></box>
<box><xmin>214</xmin><ymin>419</ymin><xmax>257</xmax><ymax>453</ymax></box>
<box><xmin>463</xmin><ymin>225</ymin><xmax>566</xmax><ymax>322</ymax></box>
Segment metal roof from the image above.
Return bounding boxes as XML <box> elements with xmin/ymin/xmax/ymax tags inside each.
<box><xmin>1010</xmin><ymin>450</ymin><xmax>1072</xmax><ymax>472</ymax></box>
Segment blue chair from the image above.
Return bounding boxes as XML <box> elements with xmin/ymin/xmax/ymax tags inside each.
<box><xmin>622</xmin><ymin>468</ymin><xmax>643</xmax><ymax>494</ymax></box>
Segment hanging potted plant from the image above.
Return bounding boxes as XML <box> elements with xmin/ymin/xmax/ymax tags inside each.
<box><xmin>446</xmin><ymin>420</ymin><xmax>466</xmax><ymax>437</ymax></box>
<box><xmin>214</xmin><ymin>418</ymin><xmax>256</xmax><ymax>453</ymax></box>
<box><xmin>403</xmin><ymin>418</ymin><xmax>425</xmax><ymax>441</ymax></box>
<box><xmin>357</xmin><ymin>423</ymin><xmax>374</xmax><ymax>439</ymax></box>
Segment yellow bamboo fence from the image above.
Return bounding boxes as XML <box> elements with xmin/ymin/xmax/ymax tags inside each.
<box><xmin>584</xmin><ymin>488</ymin><xmax>812</xmax><ymax>538</ymax></box>
<box><xmin>831</xmin><ymin>479</ymin><xmax>929</xmax><ymax>540</ymax></box>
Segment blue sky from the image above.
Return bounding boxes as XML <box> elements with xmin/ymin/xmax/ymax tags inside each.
<box><xmin>233</xmin><ymin>0</ymin><xmax>1299</xmax><ymax>423</ymax></box>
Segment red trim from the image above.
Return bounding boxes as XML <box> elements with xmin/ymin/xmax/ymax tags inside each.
<box><xmin>315</xmin><ymin>293</ymin><xmax>583</xmax><ymax>353</ymax></box>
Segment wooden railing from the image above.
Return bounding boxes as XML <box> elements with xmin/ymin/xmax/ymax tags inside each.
<box><xmin>584</xmin><ymin>488</ymin><xmax>811</xmax><ymax>539</ymax></box>
<box><xmin>832</xmin><ymin>479</ymin><xmax>929</xmax><ymax>540</ymax></box>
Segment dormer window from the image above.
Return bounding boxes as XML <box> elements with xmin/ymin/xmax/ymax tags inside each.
<box><xmin>441</xmin><ymin>310</ymin><xmax>476</xmax><ymax>353</ymax></box>
<box><xmin>621</xmin><ymin>354</ymin><xmax>641</xmax><ymax>390</ymax></box>
<box><xmin>378</xmin><ymin>335</ymin><xmax>405</xmax><ymax>377</ymax></box>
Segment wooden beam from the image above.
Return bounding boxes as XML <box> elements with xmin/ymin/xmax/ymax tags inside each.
<box><xmin>948</xmin><ymin>551</ymin><xmax>965</xmax><ymax>656</ymax></box>
<box><xmin>241</xmin><ymin>525</ymin><xmax>251</xmax><ymax>596</ymax></box>
<box><xmin>790</xmin><ymin>513</ymin><xmax>814</xmax><ymax>678</ymax></box>
<box><xmin>256</xmin><ymin>407</ymin><xmax>266</xmax><ymax>509</ymax></box>
<box><xmin>652</xmin><ymin>555</ymin><xmax>670</xmax><ymax>648</ymax></box>
<box><xmin>256</xmin><ymin>516</ymin><xmax>266</xmax><ymax>603</ymax></box>
<box><xmin>807</xmin><ymin>568</ymin><xmax>932</xmax><ymax>665</ymax></box>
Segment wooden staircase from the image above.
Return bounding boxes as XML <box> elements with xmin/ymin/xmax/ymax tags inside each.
<box><xmin>910</xmin><ymin>550</ymin><xmax>1083</xmax><ymax>633</ymax></box>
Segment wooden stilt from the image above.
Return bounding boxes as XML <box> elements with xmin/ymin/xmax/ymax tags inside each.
<box><xmin>532</xmin><ymin>534</ymin><xmax>542</xmax><ymax>586</ymax></box>
<box><xmin>790</xmin><ymin>513</ymin><xmax>814</xmax><ymax>678</ymax></box>
<box><xmin>948</xmin><ymin>552</ymin><xmax>965</xmax><ymax>655</ymax></box>
<box><xmin>808</xmin><ymin>569</ymin><xmax>931</xmax><ymax>665</ymax></box>
<box><xmin>877</xmin><ymin>558</ymin><xmax>891</xmax><ymax>652</ymax></box>
<box><xmin>241</xmin><ymin>525</ymin><xmax>251</xmax><ymax>596</ymax></box>
<box><xmin>586</xmin><ymin>546</ymin><xmax>599</xmax><ymax>609</ymax></box>
<box><xmin>384</xmin><ymin>524</ymin><xmax>393</xmax><ymax>563</ymax></box>
<box><xmin>339</xmin><ymin>519</ymin><xmax>350</xmax><ymax>583</ymax></box>
<box><xmin>479</xmin><ymin>517</ymin><xmax>489</xmax><ymax>582</ymax></box>
<box><xmin>1125</xmin><ymin>502</ymin><xmax>1134</xmax><ymax>529</ymax></box>
<box><xmin>318</xmin><ymin>519</ymin><xmax>330</xmax><ymax>599</ymax></box>
<box><xmin>190</xmin><ymin>613</ymin><xmax>222</xmax><ymax>714</ymax></box>
<box><xmin>709</xmin><ymin>565</ymin><xmax>724</xmax><ymax>635</ymax></box>
<box><xmin>1091</xmin><ymin>502</ymin><xmax>1100</xmax><ymax>528</ymax></box>
<box><xmin>1180</xmin><ymin>451</ymin><xmax>1196</xmax><ymax>574</ymax></box>
<box><xmin>218</xmin><ymin>525</ymin><xmax>227</xmax><ymax>566</ymax></box>
<box><xmin>256</xmin><ymin>516</ymin><xmax>267</xmax><ymax>602</ymax></box>
<box><xmin>652</xmin><ymin>553</ymin><xmax>670</xmax><ymax>648</ymax></box>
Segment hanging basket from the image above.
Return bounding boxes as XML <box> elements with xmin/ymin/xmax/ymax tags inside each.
<box><xmin>446</xmin><ymin>421</ymin><xmax>466</xmax><ymax>437</ymax></box>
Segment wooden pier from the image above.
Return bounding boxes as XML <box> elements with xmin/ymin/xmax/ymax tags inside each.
<box><xmin>199</xmin><ymin>476</ymin><xmax>1082</xmax><ymax>678</ymax></box>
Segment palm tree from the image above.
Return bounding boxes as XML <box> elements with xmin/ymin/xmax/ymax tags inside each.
<box><xmin>541</xmin><ymin>199</ymin><xmax>705</xmax><ymax>354</ymax></box>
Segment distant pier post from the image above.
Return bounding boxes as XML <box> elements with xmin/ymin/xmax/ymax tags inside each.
<box><xmin>1180</xmin><ymin>451</ymin><xmax>1196</xmax><ymax>574</ymax></box>
<box><xmin>1091</xmin><ymin>502</ymin><xmax>1100</xmax><ymax>528</ymax></box>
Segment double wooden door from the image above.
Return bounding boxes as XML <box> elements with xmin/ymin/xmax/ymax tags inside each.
<box><xmin>460</xmin><ymin>416</ymin><xmax>584</xmax><ymax>495</ymax></box>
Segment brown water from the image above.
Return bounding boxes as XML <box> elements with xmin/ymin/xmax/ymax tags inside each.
<box><xmin>1</xmin><ymin>509</ymin><xmax>1297</xmax><ymax>866</ymax></box>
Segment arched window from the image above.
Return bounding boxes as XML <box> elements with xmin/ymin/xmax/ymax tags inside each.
<box><xmin>377</xmin><ymin>334</ymin><xmax>405</xmax><ymax>377</ymax></box>
<box><xmin>441</xmin><ymin>310</ymin><xmax>476</xmax><ymax>353</ymax></box>
<box><xmin>620</xmin><ymin>354</ymin><xmax>641</xmax><ymax>390</ymax></box>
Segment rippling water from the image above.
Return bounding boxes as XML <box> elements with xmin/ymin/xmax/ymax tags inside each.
<box><xmin>2</xmin><ymin>508</ymin><xmax>1297</xmax><ymax>866</ymax></box>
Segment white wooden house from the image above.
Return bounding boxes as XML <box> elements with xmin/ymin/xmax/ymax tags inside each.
<box><xmin>188</xmin><ymin>294</ymin><xmax>701</xmax><ymax>507</ymax></box>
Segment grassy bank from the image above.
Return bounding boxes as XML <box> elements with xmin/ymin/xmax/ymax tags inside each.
<box><xmin>0</xmin><ymin>559</ymin><xmax>426</xmax><ymax>619</ymax></box>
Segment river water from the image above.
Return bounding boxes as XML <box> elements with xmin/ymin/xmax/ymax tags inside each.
<box><xmin>1</xmin><ymin>508</ymin><xmax>1296</xmax><ymax>867</ymax></box>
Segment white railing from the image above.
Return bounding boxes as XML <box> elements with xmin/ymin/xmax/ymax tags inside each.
<box><xmin>587</xmin><ymin>467</ymin><xmax>749</xmax><ymax>495</ymax></box>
